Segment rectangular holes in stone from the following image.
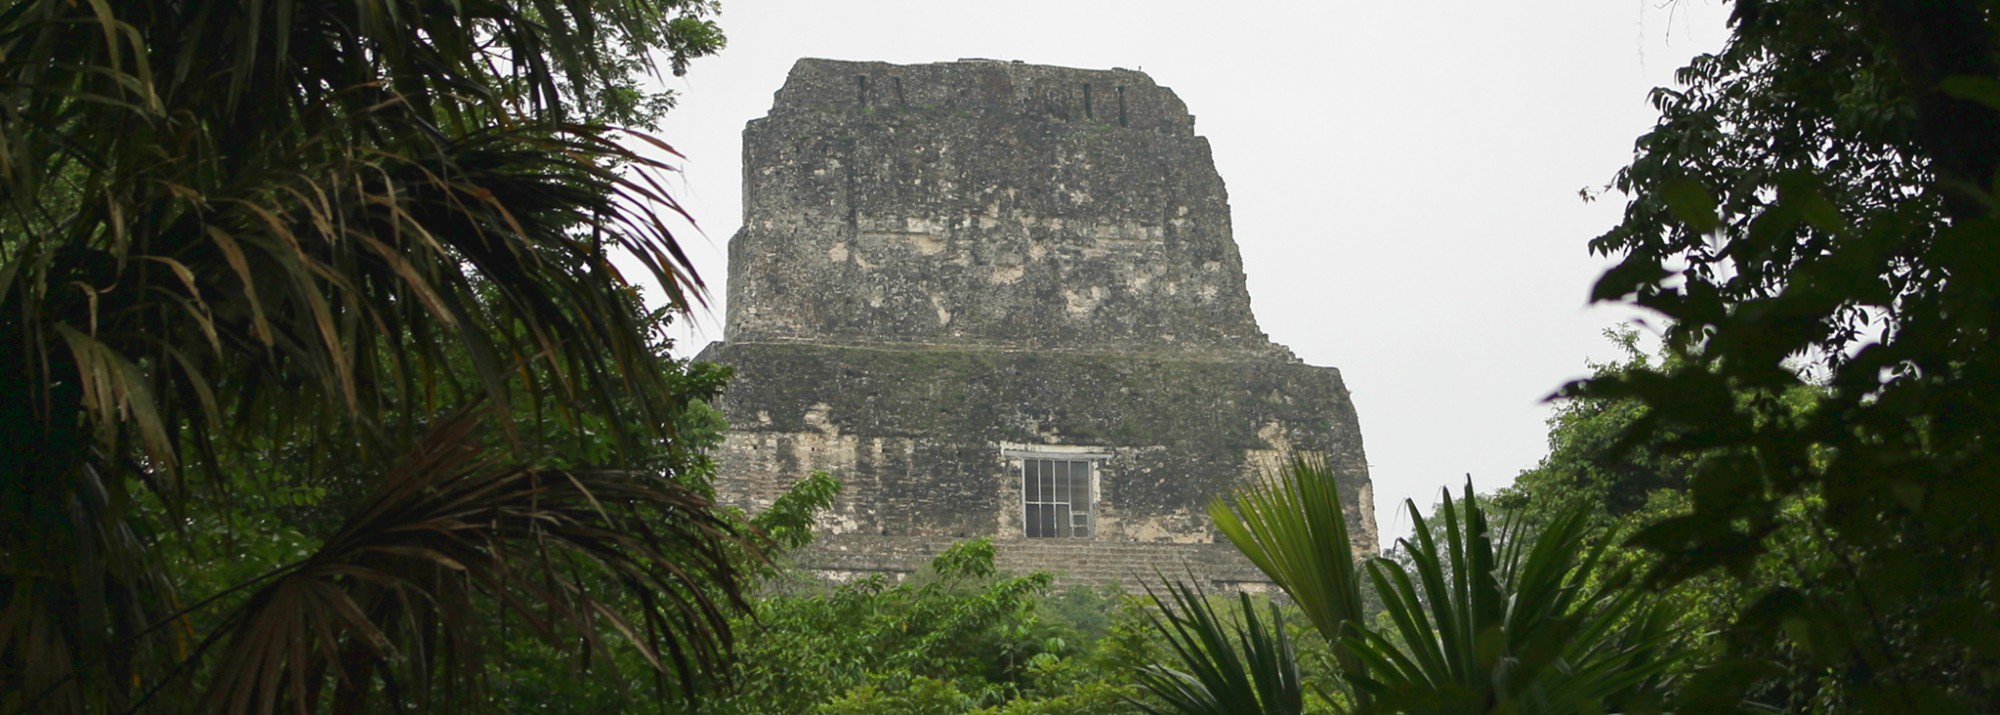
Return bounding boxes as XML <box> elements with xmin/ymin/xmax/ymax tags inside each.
<box><xmin>1023</xmin><ymin>458</ymin><xmax>1093</xmax><ymax>538</ymax></box>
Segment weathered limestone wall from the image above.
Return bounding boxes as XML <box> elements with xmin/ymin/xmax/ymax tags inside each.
<box><xmin>727</xmin><ymin>58</ymin><xmax>1279</xmax><ymax>357</ymax></box>
<box><xmin>704</xmin><ymin>59</ymin><xmax>1375</xmax><ymax>588</ymax></box>
<box><xmin>704</xmin><ymin>343</ymin><xmax>1376</xmax><ymax>550</ymax></box>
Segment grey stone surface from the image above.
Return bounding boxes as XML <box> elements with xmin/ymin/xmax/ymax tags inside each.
<box><xmin>703</xmin><ymin>58</ymin><xmax>1375</xmax><ymax>589</ymax></box>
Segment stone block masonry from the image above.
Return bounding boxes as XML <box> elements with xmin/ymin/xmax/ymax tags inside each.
<box><xmin>701</xmin><ymin>58</ymin><xmax>1375</xmax><ymax>590</ymax></box>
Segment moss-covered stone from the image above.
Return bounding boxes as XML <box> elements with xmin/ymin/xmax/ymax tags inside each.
<box><xmin>705</xmin><ymin>59</ymin><xmax>1376</xmax><ymax>588</ymax></box>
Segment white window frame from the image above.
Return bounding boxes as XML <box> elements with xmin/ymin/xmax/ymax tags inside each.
<box><xmin>1004</xmin><ymin>445</ymin><xmax>1107</xmax><ymax>539</ymax></box>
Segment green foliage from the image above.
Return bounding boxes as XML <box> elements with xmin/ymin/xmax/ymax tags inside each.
<box><xmin>1586</xmin><ymin>1</ymin><xmax>2000</xmax><ymax>709</ymax></box>
<box><xmin>1209</xmin><ymin>455</ymin><xmax>1369</xmax><ymax>683</ymax></box>
<box><xmin>751</xmin><ymin>470</ymin><xmax>845</xmax><ymax>551</ymax></box>
<box><xmin>0</xmin><ymin>1</ymin><xmax>742</xmax><ymax>713</ymax></box>
<box><xmin>1131</xmin><ymin>583</ymin><xmax>1302</xmax><ymax>715</ymax></box>
<box><xmin>821</xmin><ymin>676</ymin><xmax>981</xmax><ymax>715</ymax></box>
<box><xmin>982</xmin><ymin>650</ymin><xmax>1144</xmax><ymax>715</ymax></box>
<box><xmin>1353</xmin><ymin>485</ymin><xmax>1681</xmax><ymax>714</ymax></box>
<box><xmin>1501</xmin><ymin>330</ymin><xmax>1699</xmax><ymax>521</ymax></box>
<box><xmin>573</xmin><ymin>2</ymin><xmax>728</xmax><ymax>129</ymax></box>
<box><xmin>1159</xmin><ymin>458</ymin><xmax>1684</xmax><ymax>715</ymax></box>
<box><xmin>682</xmin><ymin>543</ymin><xmax>1162</xmax><ymax>715</ymax></box>
<box><xmin>707</xmin><ymin>540</ymin><xmax>1057</xmax><ymax>714</ymax></box>
<box><xmin>1499</xmin><ymin>333</ymin><xmax>1836</xmax><ymax>699</ymax></box>
<box><xmin>481</xmin><ymin>467</ymin><xmax>843</xmax><ymax>715</ymax></box>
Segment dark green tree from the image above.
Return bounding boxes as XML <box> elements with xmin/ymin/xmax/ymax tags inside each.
<box><xmin>1502</xmin><ymin>336</ymin><xmax>1851</xmax><ymax>710</ymax></box>
<box><xmin>0</xmin><ymin>1</ymin><xmax>749</xmax><ymax>713</ymax></box>
<box><xmin>1586</xmin><ymin>0</ymin><xmax>2000</xmax><ymax>710</ymax></box>
<box><xmin>694</xmin><ymin>538</ymin><xmax>1142</xmax><ymax>715</ymax></box>
<box><xmin>1502</xmin><ymin>331</ymin><xmax>1699</xmax><ymax>522</ymax></box>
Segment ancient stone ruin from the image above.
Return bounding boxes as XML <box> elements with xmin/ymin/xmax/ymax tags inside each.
<box><xmin>699</xmin><ymin>58</ymin><xmax>1375</xmax><ymax>588</ymax></box>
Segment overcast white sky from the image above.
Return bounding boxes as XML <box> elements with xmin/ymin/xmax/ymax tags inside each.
<box><xmin>644</xmin><ymin>0</ymin><xmax>1735</xmax><ymax>544</ymax></box>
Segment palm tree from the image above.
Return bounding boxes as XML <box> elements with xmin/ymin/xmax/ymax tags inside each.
<box><xmin>1345</xmin><ymin>486</ymin><xmax>1681</xmax><ymax>713</ymax></box>
<box><xmin>1135</xmin><ymin>457</ymin><xmax>1684</xmax><ymax>714</ymax></box>
<box><xmin>0</xmin><ymin>1</ymin><xmax>749</xmax><ymax>712</ymax></box>
<box><xmin>1131</xmin><ymin>580</ymin><xmax>1304</xmax><ymax>715</ymax></box>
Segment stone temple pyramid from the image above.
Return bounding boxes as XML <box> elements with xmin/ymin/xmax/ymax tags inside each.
<box><xmin>698</xmin><ymin>58</ymin><xmax>1374</xmax><ymax>588</ymax></box>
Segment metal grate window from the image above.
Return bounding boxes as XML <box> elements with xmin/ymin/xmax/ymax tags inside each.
<box><xmin>1022</xmin><ymin>458</ymin><xmax>1092</xmax><ymax>538</ymax></box>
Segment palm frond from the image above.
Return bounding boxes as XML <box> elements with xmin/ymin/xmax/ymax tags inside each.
<box><xmin>4</xmin><ymin>3</ymin><xmax>732</xmax><ymax>707</ymax></box>
<box><xmin>1196</xmin><ymin>461</ymin><xmax>1687</xmax><ymax>714</ymax></box>
<box><xmin>1353</xmin><ymin>481</ymin><xmax>1687</xmax><ymax>714</ymax></box>
<box><xmin>1132</xmin><ymin>578</ymin><xmax>1303</xmax><ymax>715</ymax></box>
<box><xmin>1208</xmin><ymin>454</ymin><xmax>1370</xmax><ymax>678</ymax></box>
<box><xmin>182</xmin><ymin>405</ymin><xmax>753</xmax><ymax>715</ymax></box>
<box><xmin>3</xmin><ymin>1</ymin><xmax>716</xmax><ymax>472</ymax></box>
